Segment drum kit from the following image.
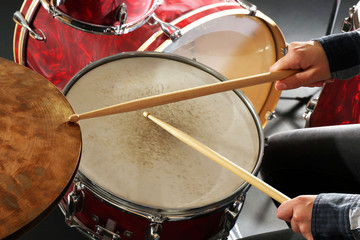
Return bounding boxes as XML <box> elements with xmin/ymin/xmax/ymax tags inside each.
<box><xmin>1</xmin><ymin>0</ymin><xmax>359</xmax><ymax>239</ymax></box>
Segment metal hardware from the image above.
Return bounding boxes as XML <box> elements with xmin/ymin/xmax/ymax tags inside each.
<box><xmin>236</xmin><ymin>0</ymin><xmax>257</xmax><ymax>16</ymax></box>
<box><xmin>303</xmin><ymin>98</ymin><xmax>318</xmax><ymax>127</ymax></box>
<box><xmin>217</xmin><ymin>195</ymin><xmax>245</xmax><ymax>240</ymax></box>
<box><xmin>50</xmin><ymin>0</ymin><xmax>65</xmax><ymax>8</ymax></box>
<box><xmin>96</xmin><ymin>221</ymin><xmax>121</xmax><ymax>240</ymax></box>
<box><xmin>151</xmin><ymin>14</ymin><xmax>182</xmax><ymax>41</ymax></box>
<box><xmin>265</xmin><ymin>111</ymin><xmax>277</xmax><ymax>121</ymax></box>
<box><xmin>13</xmin><ymin>11</ymin><xmax>46</xmax><ymax>41</ymax></box>
<box><xmin>117</xmin><ymin>3</ymin><xmax>128</xmax><ymax>27</ymax></box>
<box><xmin>146</xmin><ymin>215</ymin><xmax>163</xmax><ymax>240</ymax></box>
<box><xmin>91</xmin><ymin>214</ymin><xmax>100</xmax><ymax>223</ymax></box>
<box><xmin>65</xmin><ymin>180</ymin><xmax>85</xmax><ymax>226</ymax></box>
<box><xmin>342</xmin><ymin>4</ymin><xmax>358</xmax><ymax>32</ymax></box>
<box><xmin>281</xmin><ymin>46</ymin><xmax>288</xmax><ymax>56</ymax></box>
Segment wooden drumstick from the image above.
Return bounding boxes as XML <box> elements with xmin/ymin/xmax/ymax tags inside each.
<box><xmin>143</xmin><ymin>112</ymin><xmax>290</xmax><ymax>204</ymax></box>
<box><xmin>69</xmin><ymin>70</ymin><xmax>298</xmax><ymax>122</ymax></box>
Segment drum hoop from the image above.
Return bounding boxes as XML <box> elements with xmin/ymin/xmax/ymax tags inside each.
<box><xmin>63</xmin><ymin>51</ymin><xmax>264</xmax><ymax>220</ymax></box>
<box><xmin>38</xmin><ymin>0</ymin><xmax>161</xmax><ymax>35</ymax></box>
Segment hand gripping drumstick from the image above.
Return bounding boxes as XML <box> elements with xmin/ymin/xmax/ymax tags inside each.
<box><xmin>69</xmin><ymin>70</ymin><xmax>298</xmax><ymax>123</ymax></box>
<box><xmin>143</xmin><ymin>112</ymin><xmax>290</xmax><ymax>204</ymax></box>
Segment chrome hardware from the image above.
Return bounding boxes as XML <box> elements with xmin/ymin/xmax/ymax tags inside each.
<box><xmin>65</xmin><ymin>180</ymin><xmax>85</xmax><ymax>226</ymax></box>
<box><xmin>50</xmin><ymin>0</ymin><xmax>65</xmax><ymax>8</ymax></box>
<box><xmin>146</xmin><ymin>215</ymin><xmax>163</xmax><ymax>240</ymax></box>
<box><xmin>342</xmin><ymin>4</ymin><xmax>359</xmax><ymax>32</ymax></box>
<box><xmin>303</xmin><ymin>98</ymin><xmax>318</xmax><ymax>127</ymax></box>
<box><xmin>217</xmin><ymin>195</ymin><xmax>245</xmax><ymax>240</ymax></box>
<box><xmin>117</xmin><ymin>3</ymin><xmax>128</xmax><ymax>27</ymax></box>
<box><xmin>13</xmin><ymin>11</ymin><xmax>46</xmax><ymax>41</ymax></box>
<box><xmin>281</xmin><ymin>46</ymin><xmax>288</xmax><ymax>56</ymax></box>
<box><xmin>236</xmin><ymin>0</ymin><xmax>257</xmax><ymax>16</ymax></box>
<box><xmin>151</xmin><ymin>14</ymin><xmax>182</xmax><ymax>41</ymax></box>
<box><xmin>265</xmin><ymin>111</ymin><xmax>277</xmax><ymax>121</ymax></box>
<box><xmin>96</xmin><ymin>219</ymin><xmax>121</xmax><ymax>240</ymax></box>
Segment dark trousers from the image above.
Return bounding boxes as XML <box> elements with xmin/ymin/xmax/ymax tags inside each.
<box><xmin>261</xmin><ymin>124</ymin><xmax>360</xmax><ymax>199</ymax></box>
<box><xmin>238</xmin><ymin>124</ymin><xmax>360</xmax><ymax>240</ymax></box>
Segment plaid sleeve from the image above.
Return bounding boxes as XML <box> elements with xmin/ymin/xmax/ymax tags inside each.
<box><xmin>311</xmin><ymin>193</ymin><xmax>360</xmax><ymax>240</ymax></box>
<box><xmin>315</xmin><ymin>29</ymin><xmax>360</xmax><ymax>80</ymax></box>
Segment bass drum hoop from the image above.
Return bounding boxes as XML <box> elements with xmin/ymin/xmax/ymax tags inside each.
<box><xmin>62</xmin><ymin>51</ymin><xmax>265</xmax><ymax>221</ymax></box>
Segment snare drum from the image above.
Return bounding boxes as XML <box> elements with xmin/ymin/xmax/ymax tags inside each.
<box><xmin>59</xmin><ymin>52</ymin><xmax>264</xmax><ymax>240</ymax></box>
<box><xmin>13</xmin><ymin>0</ymin><xmax>286</xmax><ymax>126</ymax></box>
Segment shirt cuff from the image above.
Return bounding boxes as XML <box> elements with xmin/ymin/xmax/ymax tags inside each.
<box><xmin>312</xmin><ymin>193</ymin><xmax>360</xmax><ymax>240</ymax></box>
<box><xmin>315</xmin><ymin>30</ymin><xmax>360</xmax><ymax>80</ymax></box>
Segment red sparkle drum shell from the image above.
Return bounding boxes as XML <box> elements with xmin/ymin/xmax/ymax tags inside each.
<box><xmin>13</xmin><ymin>0</ymin><xmax>286</xmax><ymax>127</ymax></box>
<box><xmin>59</xmin><ymin>52</ymin><xmax>265</xmax><ymax>240</ymax></box>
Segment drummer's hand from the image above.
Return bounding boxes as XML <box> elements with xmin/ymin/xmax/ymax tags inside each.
<box><xmin>277</xmin><ymin>195</ymin><xmax>317</xmax><ymax>240</ymax></box>
<box><xmin>270</xmin><ymin>41</ymin><xmax>332</xmax><ymax>90</ymax></box>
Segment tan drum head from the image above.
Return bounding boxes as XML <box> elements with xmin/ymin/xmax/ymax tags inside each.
<box><xmin>65</xmin><ymin>52</ymin><xmax>263</xmax><ymax>211</ymax></box>
<box><xmin>156</xmin><ymin>10</ymin><xmax>286</xmax><ymax>127</ymax></box>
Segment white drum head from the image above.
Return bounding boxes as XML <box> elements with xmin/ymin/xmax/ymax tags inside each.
<box><xmin>65</xmin><ymin>53</ymin><xmax>262</xmax><ymax>210</ymax></box>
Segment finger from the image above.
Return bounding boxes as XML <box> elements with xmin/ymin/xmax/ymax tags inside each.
<box><xmin>276</xmin><ymin>67</ymin><xmax>331</xmax><ymax>90</ymax></box>
<box><xmin>276</xmin><ymin>201</ymin><xmax>294</xmax><ymax>222</ymax></box>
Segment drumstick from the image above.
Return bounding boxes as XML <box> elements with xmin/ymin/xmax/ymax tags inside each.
<box><xmin>143</xmin><ymin>111</ymin><xmax>290</xmax><ymax>204</ymax></box>
<box><xmin>69</xmin><ymin>70</ymin><xmax>298</xmax><ymax>122</ymax></box>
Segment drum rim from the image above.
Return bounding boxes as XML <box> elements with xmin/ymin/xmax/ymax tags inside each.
<box><xmin>63</xmin><ymin>51</ymin><xmax>265</xmax><ymax>219</ymax></box>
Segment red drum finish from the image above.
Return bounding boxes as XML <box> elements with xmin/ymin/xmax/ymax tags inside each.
<box><xmin>309</xmin><ymin>76</ymin><xmax>360</xmax><ymax>127</ymax></box>
<box><xmin>13</xmin><ymin>0</ymin><xmax>245</xmax><ymax>90</ymax></box>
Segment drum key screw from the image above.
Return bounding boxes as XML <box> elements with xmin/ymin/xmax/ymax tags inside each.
<box><xmin>265</xmin><ymin>111</ymin><xmax>277</xmax><ymax>121</ymax></box>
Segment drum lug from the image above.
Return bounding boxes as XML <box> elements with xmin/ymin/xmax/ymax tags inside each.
<box><xmin>65</xmin><ymin>179</ymin><xmax>85</xmax><ymax>226</ymax></box>
<box><xmin>303</xmin><ymin>98</ymin><xmax>318</xmax><ymax>127</ymax></box>
<box><xmin>13</xmin><ymin>11</ymin><xmax>46</xmax><ymax>42</ymax></box>
<box><xmin>150</xmin><ymin>14</ymin><xmax>182</xmax><ymax>41</ymax></box>
<box><xmin>146</xmin><ymin>215</ymin><xmax>163</xmax><ymax>240</ymax></box>
<box><xmin>217</xmin><ymin>195</ymin><xmax>245</xmax><ymax>240</ymax></box>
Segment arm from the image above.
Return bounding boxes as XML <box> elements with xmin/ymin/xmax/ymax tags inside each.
<box><xmin>271</xmin><ymin>30</ymin><xmax>360</xmax><ymax>90</ymax></box>
<box><xmin>277</xmin><ymin>194</ymin><xmax>360</xmax><ymax>240</ymax></box>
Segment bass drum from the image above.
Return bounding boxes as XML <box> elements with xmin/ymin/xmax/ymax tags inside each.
<box><xmin>13</xmin><ymin>0</ymin><xmax>286</xmax><ymax>127</ymax></box>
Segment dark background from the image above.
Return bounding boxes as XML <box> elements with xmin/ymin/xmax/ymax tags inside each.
<box><xmin>0</xmin><ymin>0</ymin><xmax>357</xmax><ymax>239</ymax></box>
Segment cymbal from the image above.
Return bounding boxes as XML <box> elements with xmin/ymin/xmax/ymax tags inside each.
<box><xmin>0</xmin><ymin>58</ymin><xmax>81</xmax><ymax>239</ymax></box>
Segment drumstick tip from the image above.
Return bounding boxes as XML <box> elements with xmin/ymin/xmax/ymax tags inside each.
<box><xmin>69</xmin><ymin>114</ymin><xmax>80</xmax><ymax>123</ymax></box>
<box><xmin>143</xmin><ymin>112</ymin><xmax>150</xmax><ymax>118</ymax></box>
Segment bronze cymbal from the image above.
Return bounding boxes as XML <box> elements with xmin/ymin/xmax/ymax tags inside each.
<box><xmin>0</xmin><ymin>58</ymin><xmax>81</xmax><ymax>239</ymax></box>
